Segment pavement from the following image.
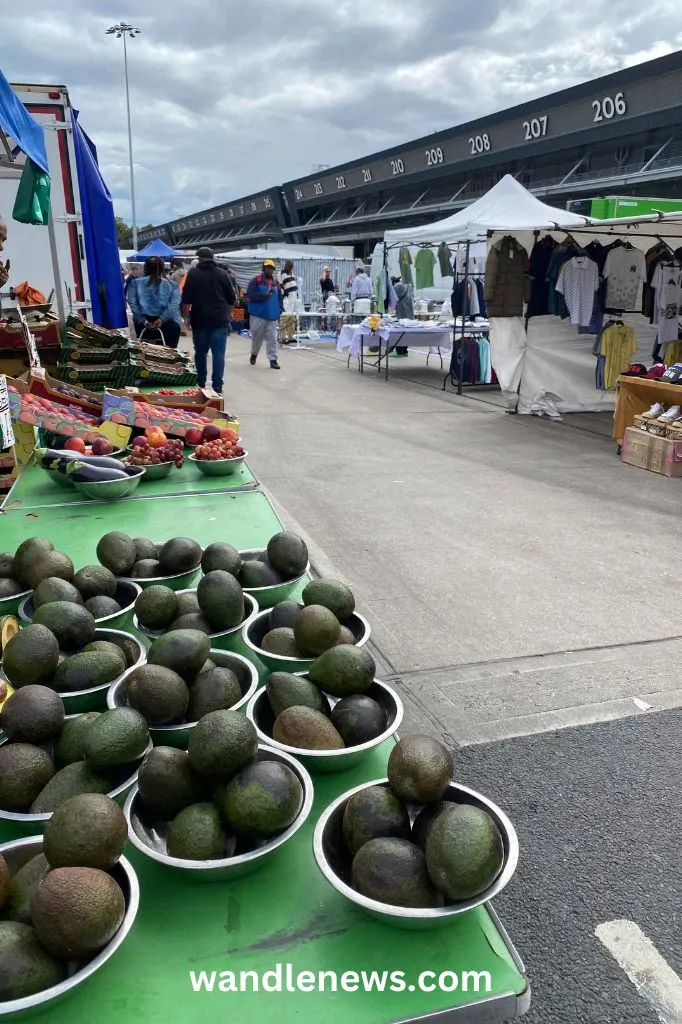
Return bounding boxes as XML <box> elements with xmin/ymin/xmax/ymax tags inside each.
<box><xmin>217</xmin><ymin>335</ymin><xmax>681</xmax><ymax>1022</ymax></box>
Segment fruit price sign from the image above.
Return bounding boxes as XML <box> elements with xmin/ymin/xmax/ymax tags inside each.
<box><xmin>0</xmin><ymin>375</ymin><xmax>14</xmax><ymax>451</ymax></box>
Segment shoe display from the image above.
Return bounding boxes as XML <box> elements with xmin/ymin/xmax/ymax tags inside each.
<box><xmin>270</xmin><ymin>360</ymin><xmax>281</xmax><ymax>370</ymax></box>
<box><xmin>250</xmin><ymin>354</ymin><xmax>257</xmax><ymax>366</ymax></box>
<box><xmin>657</xmin><ymin>405</ymin><xmax>681</xmax><ymax>424</ymax></box>
<box><xmin>641</xmin><ymin>403</ymin><xmax>664</xmax><ymax>419</ymax></box>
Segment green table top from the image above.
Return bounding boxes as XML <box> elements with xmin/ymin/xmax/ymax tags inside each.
<box><xmin>1</xmin><ymin>461</ymin><xmax>259</xmax><ymax>512</ymax></box>
<box><xmin>0</xmin><ymin>744</ymin><xmax>527</xmax><ymax>1024</ymax></box>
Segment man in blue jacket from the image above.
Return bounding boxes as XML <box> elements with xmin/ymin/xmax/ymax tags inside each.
<box><xmin>245</xmin><ymin>258</ymin><xmax>283</xmax><ymax>369</ymax></box>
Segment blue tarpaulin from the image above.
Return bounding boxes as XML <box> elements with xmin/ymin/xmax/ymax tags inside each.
<box><xmin>130</xmin><ymin>238</ymin><xmax>183</xmax><ymax>262</ymax></box>
<box><xmin>72</xmin><ymin>110</ymin><xmax>126</xmax><ymax>328</ymax></box>
<box><xmin>0</xmin><ymin>69</ymin><xmax>48</xmax><ymax>172</ymax></box>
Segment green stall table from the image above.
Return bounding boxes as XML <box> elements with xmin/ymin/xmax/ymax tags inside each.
<box><xmin>0</xmin><ymin>743</ymin><xmax>529</xmax><ymax>1023</ymax></box>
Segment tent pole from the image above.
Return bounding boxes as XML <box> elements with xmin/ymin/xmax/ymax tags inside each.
<box><xmin>47</xmin><ymin>209</ymin><xmax>66</xmax><ymax>325</ymax></box>
<box><xmin>457</xmin><ymin>241</ymin><xmax>470</xmax><ymax>396</ymax></box>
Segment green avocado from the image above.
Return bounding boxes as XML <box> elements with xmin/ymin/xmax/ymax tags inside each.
<box><xmin>425</xmin><ymin>804</ymin><xmax>505</xmax><ymax>901</ymax></box>
<box><xmin>0</xmin><ymin>921</ymin><xmax>66</xmax><ymax>1000</ymax></box>
<box><xmin>266</xmin><ymin>672</ymin><xmax>331</xmax><ymax>717</ymax></box>
<box><xmin>32</xmin><ymin>601</ymin><xmax>96</xmax><ymax>653</ymax></box>
<box><xmin>147</xmin><ymin>629</ymin><xmax>211</xmax><ymax>682</ymax></box>
<box><xmin>342</xmin><ymin>785</ymin><xmax>411</xmax><ymax>855</ymax></box>
<box><xmin>167</xmin><ymin>803</ymin><xmax>228</xmax><ymax>860</ymax></box>
<box><xmin>302</xmin><ymin>579</ymin><xmax>355</xmax><ymax>620</ymax></box>
<box><xmin>308</xmin><ymin>644</ymin><xmax>375</xmax><ymax>698</ymax></box>
<box><xmin>223</xmin><ymin>760</ymin><xmax>303</xmax><ymax>837</ymax></box>
<box><xmin>197</xmin><ymin>571</ymin><xmax>244</xmax><ymax>631</ymax></box>
<box><xmin>351</xmin><ymin>838</ymin><xmax>441</xmax><ymax>908</ymax></box>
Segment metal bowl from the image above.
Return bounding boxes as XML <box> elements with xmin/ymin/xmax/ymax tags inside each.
<box><xmin>132</xmin><ymin>590</ymin><xmax>258</xmax><ymax>652</ymax></box>
<box><xmin>107</xmin><ymin>648</ymin><xmax>259</xmax><ymax>748</ymax></box>
<box><xmin>0</xmin><ymin>587</ymin><xmax>32</xmax><ymax>618</ymax></box>
<box><xmin>118</xmin><ymin>540</ymin><xmax>202</xmax><ymax>592</ymax></box>
<box><xmin>246</xmin><ymin>678</ymin><xmax>403</xmax><ymax>772</ymax></box>
<box><xmin>236</xmin><ymin>548</ymin><xmax>310</xmax><ymax>608</ymax></box>
<box><xmin>313</xmin><ymin>778</ymin><xmax>519</xmax><ymax>930</ymax></box>
<box><xmin>18</xmin><ymin>581</ymin><xmax>141</xmax><ymax>633</ymax></box>
<box><xmin>123</xmin><ymin>457</ymin><xmax>175</xmax><ymax>481</ymax></box>
<box><xmin>124</xmin><ymin>744</ymin><xmax>314</xmax><ymax>880</ymax></box>
<box><xmin>0</xmin><ymin>835</ymin><xmax>139</xmax><ymax>1018</ymax></box>
<box><xmin>242</xmin><ymin>608</ymin><xmax>370</xmax><ymax>674</ymax></box>
<box><xmin>0</xmin><ymin>715</ymin><xmax>152</xmax><ymax>835</ymax></box>
<box><xmin>188</xmin><ymin>451</ymin><xmax>247</xmax><ymax>477</ymax></box>
<box><xmin>72</xmin><ymin>468</ymin><xmax>145</xmax><ymax>502</ymax></box>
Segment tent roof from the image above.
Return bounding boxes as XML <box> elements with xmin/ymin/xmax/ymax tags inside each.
<box><xmin>131</xmin><ymin>238</ymin><xmax>183</xmax><ymax>261</ymax></box>
<box><xmin>214</xmin><ymin>245</ymin><xmax>349</xmax><ymax>261</ymax></box>
<box><xmin>0</xmin><ymin>70</ymin><xmax>48</xmax><ymax>173</ymax></box>
<box><xmin>384</xmin><ymin>174</ymin><xmax>591</xmax><ymax>245</ymax></box>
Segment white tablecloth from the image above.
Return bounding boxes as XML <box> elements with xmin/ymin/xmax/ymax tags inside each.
<box><xmin>337</xmin><ymin>323</ymin><xmax>453</xmax><ymax>357</ymax></box>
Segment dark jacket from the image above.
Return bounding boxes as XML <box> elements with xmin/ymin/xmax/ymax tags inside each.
<box><xmin>182</xmin><ymin>260</ymin><xmax>236</xmax><ymax>329</ymax></box>
<box><xmin>484</xmin><ymin>237</ymin><xmax>530</xmax><ymax>317</ymax></box>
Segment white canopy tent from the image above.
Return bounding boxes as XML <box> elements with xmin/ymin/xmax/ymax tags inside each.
<box><xmin>213</xmin><ymin>246</ymin><xmax>357</xmax><ymax>306</ymax></box>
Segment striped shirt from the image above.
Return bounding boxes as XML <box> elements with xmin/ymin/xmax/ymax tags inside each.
<box><xmin>279</xmin><ymin>273</ymin><xmax>298</xmax><ymax>298</ymax></box>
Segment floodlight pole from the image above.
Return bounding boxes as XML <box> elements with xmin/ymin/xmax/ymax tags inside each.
<box><xmin>106</xmin><ymin>22</ymin><xmax>140</xmax><ymax>250</ymax></box>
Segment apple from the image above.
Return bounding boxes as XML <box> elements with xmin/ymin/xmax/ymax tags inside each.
<box><xmin>91</xmin><ymin>437</ymin><xmax>114</xmax><ymax>456</ymax></box>
<box><xmin>64</xmin><ymin>436</ymin><xmax>86</xmax><ymax>454</ymax></box>
<box><xmin>185</xmin><ymin>427</ymin><xmax>203</xmax><ymax>446</ymax></box>
<box><xmin>202</xmin><ymin>424</ymin><xmax>221</xmax><ymax>442</ymax></box>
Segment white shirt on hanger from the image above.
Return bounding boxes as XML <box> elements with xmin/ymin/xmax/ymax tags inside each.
<box><xmin>652</xmin><ymin>262</ymin><xmax>682</xmax><ymax>345</ymax></box>
<box><xmin>603</xmin><ymin>245</ymin><xmax>646</xmax><ymax>310</ymax></box>
<box><xmin>556</xmin><ymin>255</ymin><xmax>599</xmax><ymax>327</ymax></box>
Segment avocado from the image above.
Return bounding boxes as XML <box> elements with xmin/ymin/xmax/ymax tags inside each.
<box><xmin>411</xmin><ymin>801</ymin><xmax>452</xmax><ymax>852</ymax></box>
<box><xmin>0</xmin><ymin>744</ymin><xmax>55</xmax><ymax>811</ymax></box>
<box><xmin>0</xmin><ymin>921</ymin><xmax>66</xmax><ymax>999</ymax></box>
<box><xmin>188</xmin><ymin>710</ymin><xmax>258</xmax><ymax>778</ymax></box>
<box><xmin>131</xmin><ymin>559</ymin><xmax>162</xmax><ymax>578</ymax></box>
<box><xmin>266</xmin><ymin>672</ymin><xmax>331</xmax><ymax>717</ymax></box>
<box><xmin>32</xmin><ymin>577</ymin><xmax>83</xmax><ymax>610</ymax></box>
<box><xmin>30</xmin><ymin>866</ymin><xmax>126</xmax><ymax>959</ymax></box>
<box><xmin>13</xmin><ymin>537</ymin><xmax>54</xmax><ymax>588</ymax></box>
<box><xmin>331</xmin><ymin>695</ymin><xmax>386</xmax><ymax>746</ymax></box>
<box><xmin>82</xmin><ymin>640</ymin><xmax>129</xmax><ymax>671</ymax></box>
<box><xmin>167</xmin><ymin>802</ymin><xmax>228</xmax><ymax>860</ymax></box>
<box><xmin>134</xmin><ymin>585</ymin><xmax>178</xmax><ymax>630</ymax></box>
<box><xmin>425</xmin><ymin>804</ymin><xmax>505</xmax><ymax>901</ymax></box>
<box><xmin>82</xmin><ymin>707</ymin><xmax>150</xmax><ymax>770</ymax></box>
<box><xmin>0</xmin><ymin>579</ymin><xmax>23</xmax><ymax>599</ymax></box>
<box><xmin>223</xmin><ymin>760</ymin><xmax>303</xmax><ymax>837</ymax></box>
<box><xmin>195</xmin><ymin>657</ymin><xmax>216</xmax><ymax>678</ymax></box>
<box><xmin>266</xmin><ymin>532</ymin><xmax>308</xmax><ymax>579</ymax></box>
<box><xmin>260</xmin><ymin>627</ymin><xmax>300</xmax><ymax>657</ymax></box>
<box><xmin>137</xmin><ymin>746</ymin><xmax>203</xmax><ymax>819</ymax></box>
<box><xmin>43</xmin><ymin>793</ymin><xmax>128</xmax><ymax>870</ymax></box>
<box><xmin>201</xmin><ymin>542</ymin><xmax>242</xmax><ymax>577</ymax></box>
<box><xmin>4</xmin><ymin>854</ymin><xmax>50</xmax><ymax>924</ymax></box>
<box><xmin>293</xmin><ymin>605</ymin><xmax>340</xmax><ymax>656</ymax></box>
<box><xmin>169</xmin><ymin>612</ymin><xmax>212</xmax><ymax>633</ymax></box>
<box><xmin>240</xmin><ymin>560</ymin><xmax>282</xmax><ymax>588</ymax></box>
<box><xmin>197</xmin><ymin>570</ymin><xmax>244</xmax><ymax>631</ymax></box>
<box><xmin>30</xmin><ymin>760</ymin><xmax>113</xmax><ymax>813</ymax></box>
<box><xmin>33</xmin><ymin>602</ymin><xmax>96</xmax><ymax>653</ymax></box>
<box><xmin>54</xmin><ymin>712</ymin><xmax>101</xmax><ymax>767</ymax></box>
<box><xmin>187</xmin><ymin>667</ymin><xmax>242</xmax><ymax>720</ymax></box>
<box><xmin>269</xmin><ymin>601</ymin><xmax>303</xmax><ymax>630</ymax></box>
<box><xmin>96</xmin><ymin>532</ymin><xmax>136</xmax><ymax>576</ymax></box>
<box><xmin>303</xmin><ymin>579</ymin><xmax>355</xmax><ymax>620</ymax></box>
<box><xmin>84</xmin><ymin>596</ymin><xmax>121</xmax><ymax>619</ymax></box>
<box><xmin>309</xmin><ymin>644</ymin><xmax>375</xmax><ymax>698</ymax></box>
<box><xmin>1</xmin><ymin>624</ymin><xmax>60</xmax><ymax>687</ymax></box>
<box><xmin>25</xmin><ymin>550</ymin><xmax>74</xmax><ymax>591</ymax></box>
<box><xmin>133</xmin><ymin>537</ymin><xmax>158</xmax><ymax>562</ymax></box>
<box><xmin>0</xmin><ymin>854</ymin><xmax>8</xmax><ymax>910</ymax></box>
<box><xmin>56</xmin><ymin>650</ymin><xmax>126</xmax><ymax>692</ymax></box>
<box><xmin>387</xmin><ymin>735</ymin><xmax>454</xmax><ymax>804</ymax></box>
<box><xmin>176</xmin><ymin>591</ymin><xmax>201</xmax><ymax>616</ymax></box>
<box><xmin>336</xmin><ymin>625</ymin><xmax>356</xmax><ymax>646</ymax></box>
<box><xmin>0</xmin><ymin>553</ymin><xmax>15</xmax><ymax>579</ymax></box>
<box><xmin>352</xmin><ymin>838</ymin><xmax>441</xmax><ymax>908</ymax></box>
<box><xmin>0</xmin><ymin>685</ymin><xmax>65</xmax><ymax>744</ymax></box>
<box><xmin>158</xmin><ymin>537</ymin><xmax>202</xmax><ymax>575</ymax></box>
<box><xmin>342</xmin><ymin>785</ymin><xmax>411</xmax><ymax>855</ymax></box>
<box><xmin>147</xmin><ymin>629</ymin><xmax>211</xmax><ymax>682</ymax></box>
<box><xmin>73</xmin><ymin>565</ymin><xmax>117</xmax><ymax>601</ymax></box>
<box><xmin>272</xmin><ymin>706</ymin><xmax>345</xmax><ymax>750</ymax></box>
<box><xmin>125</xmin><ymin>664</ymin><xmax>189</xmax><ymax>726</ymax></box>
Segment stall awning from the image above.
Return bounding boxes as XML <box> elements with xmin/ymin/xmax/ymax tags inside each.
<box><xmin>130</xmin><ymin>238</ymin><xmax>183</xmax><ymax>262</ymax></box>
<box><xmin>0</xmin><ymin>69</ymin><xmax>48</xmax><ymax>172</ymax></box>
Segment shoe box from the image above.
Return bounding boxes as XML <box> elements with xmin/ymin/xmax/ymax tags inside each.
<box><xmin>622</xmin><ymin>426</ymin><xmax>682</xmax><ymax>477</ymax></box>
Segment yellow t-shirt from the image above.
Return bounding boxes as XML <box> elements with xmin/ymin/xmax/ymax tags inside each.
<box><xmin>600</xmin><ymin>324</ymin><xmax>637</xmax><ymax>390</ymax></box>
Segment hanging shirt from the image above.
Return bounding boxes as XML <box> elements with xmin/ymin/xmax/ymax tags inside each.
<box><xmin>414</xmin><ymin>248</ymin><xmax>436</xmax><ymax>289</ymax></box>
<box><xmin>555</xmin><ymin>256</ymin><xmax>599</xmax><ymax>327</ymax></box>
<box><xmin>399</xmin><ymin>247</ymin><xmax>413</xmax><ymax>286</ymax></box>
<box><xmin>652</xmin><ymin>263</ymin><xmax>682</xmax><ymax>345</ymax></box>
<box><xmin>599</xmin><ymin>323</ymin><xmax>637</xmax><ymax>389</ymax></box>
<box><xmin>603</xmin><ymin>246</ymin><xmax>646</xmax><ymax>311</ymax></box>
<box><xmin>437</xmin><ymin>242</ymin><xmax>453</xmax><ymax>277</ymax></box>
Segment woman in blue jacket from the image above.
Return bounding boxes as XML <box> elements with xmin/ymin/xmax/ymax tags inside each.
<box><xmin>127</xmin><ymin>256</ymin><xmax>182</xmax><ymax>348</ymax></box>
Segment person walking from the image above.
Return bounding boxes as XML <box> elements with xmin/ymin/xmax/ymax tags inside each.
<box><xmin>127</xmin><ymin>256</ymin><xmax>182</xmax><ymax>347</ymax></box>
<box><xmin>181</xmin><ymin>246</ymin><xmax>236</xmax><ymax>395</ymax></box>
<box><xmin>246</xmin><ymin>259</ymin><xmax>283</xmax><ymax>369</ymax></box>
<box><xmin>350</xmin><ymin>265</ymin><xmax>373</xmax><ymax>314</ymax></box>
<box><xmin>391</xmin><ymin>275</ymin><xmax>413</xmax><ymax>356</ymax></box>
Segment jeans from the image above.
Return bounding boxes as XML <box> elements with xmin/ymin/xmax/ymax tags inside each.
<box><xmin>250</xmin><ymin>316</ymin><xmax>279</xmax><ymax>361</ymax></box>
<box><xmin>193</xmin><ymin>326</ymin><xmax>228</xmax><ymax>391</ymax></box>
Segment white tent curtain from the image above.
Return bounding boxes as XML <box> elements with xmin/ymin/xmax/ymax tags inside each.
<box><xmin>214</xmin><ymin>248</ymin><xmax>357</xmax><ymax>306</ymax></box>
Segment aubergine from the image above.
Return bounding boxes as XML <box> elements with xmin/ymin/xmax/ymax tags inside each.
<box><xmin>36</xmin><ymin>448</ymin><xmax>126</xmax><ymax>471</ymax></box>
<box><xmin>65</xmin><ymin>461</ymin><xmax>129</xmax><ymax>483</ymax></box>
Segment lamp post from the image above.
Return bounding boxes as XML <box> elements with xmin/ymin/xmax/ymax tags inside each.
<box><xmin>106</xmin><ymin>22</ymin><xmax>141</xmax><ymax>251</ymax></box>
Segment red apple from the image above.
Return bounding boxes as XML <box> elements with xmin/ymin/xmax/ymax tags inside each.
<box><xmin>202</xmin><ymin>424</ymin><xmax>221</xmax><ymax>443</ymax></box>
<box><xmin>91</xmin><ymin>437</ymin><xmax>114</xmax><ymax>456</ymax></box>
<box><xmin>64</xmin><ymin>436</ymin><xmax>86</xmax><ymax>454</ymax></box>
<box><xmin>185</xmin><ymin>427</ymin><xmax>203</xmax><ymax>446</ymax></box>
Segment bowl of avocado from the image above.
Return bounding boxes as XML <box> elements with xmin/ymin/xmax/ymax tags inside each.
<box><xmin>235</xmin><ymin>546</ymin><xmax>310</xmax><ymax>609</ymax></box>
<box><xmin>242</xmin><ymin>607</ymin><xmax>370</xmax><ymax>674</ymax></box>
<box><xmin>0</xmin><ymin>831</ymin><xmax>139</xmax><ymax>1015</ymax></box>
<box><xmin>132</xmin><ymin>589</ymin><xmax>259</xmax><ymax>652</ymax></box>
<box><xmin>18</xmin><ymin>581</ymin><xmax>141</xmax><ymax>635</ymax></box>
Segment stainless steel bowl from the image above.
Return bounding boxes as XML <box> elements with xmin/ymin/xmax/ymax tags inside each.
<box><xmin>18</xmin><ymin>581</ymin><xmax>141</xmax><ymax>633</ymax></box>
<box><xmin>313</xmin><ymin>779</ymin><xmax>519</xmax><ymax>929</ymax></box>
<box><xmin>0</xmin><ymin>834</ymin><xmax>139</xmax><ymax>1019</ymax></box>
<box><xmin>133</xmin><ymin>591</ymin><xmax>258</xmax><ymax>652</ymax></box>
<box><xmin>188</xmin><ymin>451</ymin><xmax>247</xmax><ymax>477</ymax></box>
<box><xmin>72</xmin><ymin>469</ymin><xmax>145</xmax><ymax>501</ymax></box>
<box><xmin>0</xmin><ymin>715</ymin><xmax>152</xmax><ymax>835</ymax></box>
<box><xmin>0</xmin><ymin>587</ymin><xmax>32</xmax><ymax>618</ymax></box>
<box><xmin>107</xmin><ymin>648</ymin><xmax>259</xmax><ymax>748</ymax></box>
<box><xmin>123</xmin><ymin>457</ymin><xmax>175</xmax><ymax>481</ymax></box>
<box><xmin>118</xmin><ymin>540</ymin><xmax>202</xmax><ymax>592</ymax></box>
<box><xmin>237</xmin><ymin>548</ymin><xmax>310</xmax><ymax>609</ymax></box>
<box><xmin>246</xmin><ymin>678</ymin><xmax>403</xmax><ymax>772</ymax></box>
<box><xmin>124</xmin><ymin>744</ymin><xmax>314</xmax><ymax>880</ymax></box>
<box><xmin>242</xmin><ymin>608</ymin><xmax>370</xmax><ymax>674</ymax></box>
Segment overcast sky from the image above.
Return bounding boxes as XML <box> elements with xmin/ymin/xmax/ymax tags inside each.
<box><xmin>3</xmin><ymin>2</ymin><xmax>681</xmax><ymax>227</ymax></box>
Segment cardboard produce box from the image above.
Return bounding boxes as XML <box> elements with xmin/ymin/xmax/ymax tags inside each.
<box><xmin>622</xmin><ymin>426</ymin><xmax>682</xmax><ymax>477</ymax></box>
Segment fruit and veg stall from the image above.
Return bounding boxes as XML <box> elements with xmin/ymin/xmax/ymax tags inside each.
<box><xmin>0</xmin><ymin>406</ymin><xmax>530</xmax><ymax>1021</ymax></box>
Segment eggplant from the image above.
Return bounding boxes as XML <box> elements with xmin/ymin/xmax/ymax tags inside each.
<box><xmin>35</xmin><ymin>448</ymin><xmax>125</xmax><ymax>471</ymax></box>
<box><xmin>65</xmin><ymin>461</ymin><xmax>129</xmax><ymax>483</ymax></box>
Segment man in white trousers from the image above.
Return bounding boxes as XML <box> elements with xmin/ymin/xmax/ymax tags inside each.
<box><xmin>245</xmin><ymin>258</ymin><xmax>283</xmax><ymax>369</ymax></box>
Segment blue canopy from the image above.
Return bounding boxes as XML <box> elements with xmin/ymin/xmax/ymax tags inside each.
<box><xmin>130</xmin><ymin>238</ymin><xmax>183</xmax><ymax>262</ymax></box>
<box><xmin>0</xmin><ymin>69</ymin><xmax>48</xmax><ymax>172</ymax></box>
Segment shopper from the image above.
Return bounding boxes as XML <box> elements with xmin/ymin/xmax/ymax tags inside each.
<box><xmin>246</xmin><ymin>258</ymin><xmax>283</xmax><ymax>369</ymax></box>
<box><xmin>181</xmin><ymin>246</ymin><xmax>236</xmax><ymax>395</ymax></box>
<box><xmin>127</xmin><ymin>256</ymin><xmax>182</xmax><ymax>348</ymax></box>
<box><xmin>279</xmin><ymin>260</ymin><xmax>298</xmax><ymax>344</ymax></box>
<box><xmin>320</xmin><ymin>266</ymin><xmax>335</xmax><ymax>305</ymax></box>
<box><xmin>0</xmin><ymin>216</ymin><xmax>9</xmax><ymax>296</ymax></box>
<box><xmin>350</xmin><ymin>265</ymin><xmax>373</xmax><ymax>314</ymax></box>
<box><xmin>391</xmin><ymin>276</ymin><xmax>413</xmax><ymax>356</ymax></box>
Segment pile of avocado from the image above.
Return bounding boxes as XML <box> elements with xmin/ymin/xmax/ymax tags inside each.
<box><xmin>135</xmin><ymin>570</ymin><xmax>246</xmax><ymax>636</ymax></box>
<box><xmin>232</xmin><ymin>530</ymin><xmax>308</xmax><ymax>590</ymax></box>
<box><xmin>27</xmin><ymin>561</ymin><xmax>126</xmax><ymax>622</ymax></box>
<box><xmin>122</xmin><ymin>629</ymin><xmax>245</xmax><ymax>725</ymax></box>
<box><xmin>136</xmin><ymin>712</ymin><xmax>304</xmax><ymax>860</ymax></box>
<box><xmin>97</xmin><ymin>532</ymin><xmax>202</xmax><ymax>580</ymax></box>
<box><xmin>0</xmin><ymin>793</ymin><xmax>129</xmax><ymax>1001</ymax></box>
<box><xmin>0</xmin><ymin>537</ymin><xmax>75</xmax><ymax>602</ymax></box>
<box><xmin>338</xmin><ymin>735</ymin><xmax>505</xmax><ymax>909</ymax></box>
<box><xmin>259</xmin><ymin>578</ymin><xmax>358</xmax><ymax>659</ymax></box>
<box><xmin>0</xmin><ymin>686</ymin><xmax>150</xmax><ymax>813</ymax></box>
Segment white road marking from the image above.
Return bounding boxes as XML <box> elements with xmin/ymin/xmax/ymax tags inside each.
<box><xmin>632</xmin><ymin>698</ymin><xmax>653</xmax><ymax>711</ymax></box>
<box><xmin>596</xmin><ymin>920</ymin><xmax>682</xmax><ymax>1023</ymax></box>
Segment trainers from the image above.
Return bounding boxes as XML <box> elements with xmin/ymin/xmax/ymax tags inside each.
<box><xmin>658</xmin><ymin>405</ymin><xmax>681</xmax><ymax>424</ymax></box>
<box><xmin>641</xmin><ymin>402</ymin><xmax>664</xmax><ymax>419</ymax></box>
<box><xmin>270</xmin><ymin>360</ymin><xmax>280</xmax><ymax>370</ymax></box>
<box><xmin>249</xmin><ymin>354</ymin><xmax>257</xmax><ymax>366</ymax></box>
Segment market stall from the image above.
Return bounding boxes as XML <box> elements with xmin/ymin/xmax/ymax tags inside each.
<box><xmin>337</xmin><ymin>319</ymin><xmax>461</xmax><ymax>377</ymax></box>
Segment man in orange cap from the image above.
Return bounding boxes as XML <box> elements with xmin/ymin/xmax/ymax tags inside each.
<box><xmin>245</xmin><ymin>258</ymin><xmax>283</xmax><ymax>369</ymax></box>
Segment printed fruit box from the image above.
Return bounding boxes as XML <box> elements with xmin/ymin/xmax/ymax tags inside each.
<box><xmin>102</xmin><ymin>392</ymin><xmax>238</xmax><ymax>437</ymax></box>
<box><xmin>128</xmin><ymin>359</ymin><xmax>198</xmax><ymax>387</ymax></box>
<box><xmin>128</xmin><ymin>341</ymin><xmax>191</xmax><ymax>364</ymax></box>
<box><xmin>23</xmin><ymin>367</ymin><xmax>103</xmax><ymax>413</ymax></box>
<box><xmin>107</xmin><ymin>386</ymin><xmax>224</xmax><ymax>412</ymax></box>
<box><xmin>62</xmin><ymin>315</ymin><xmax>129</xmax><ymax>347</ymax></box>
<box><xmin>59</xmin><ymin>362</ymin><xmax>139</xmax><ymax>387</ymax></box>
<box><xmin>0</xmin><ymin>320</ymin><xmax>61</xmax><ymax>352</ymax></box>
<box><xmin>60</xmin><ymin>344</ymin><xmax>129</xmax><ymax>365</ymax></box>
<box><xmin>7</xmin><ymin>388</ymin><xmax>107</xmax><ymax>444</ymax></box>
